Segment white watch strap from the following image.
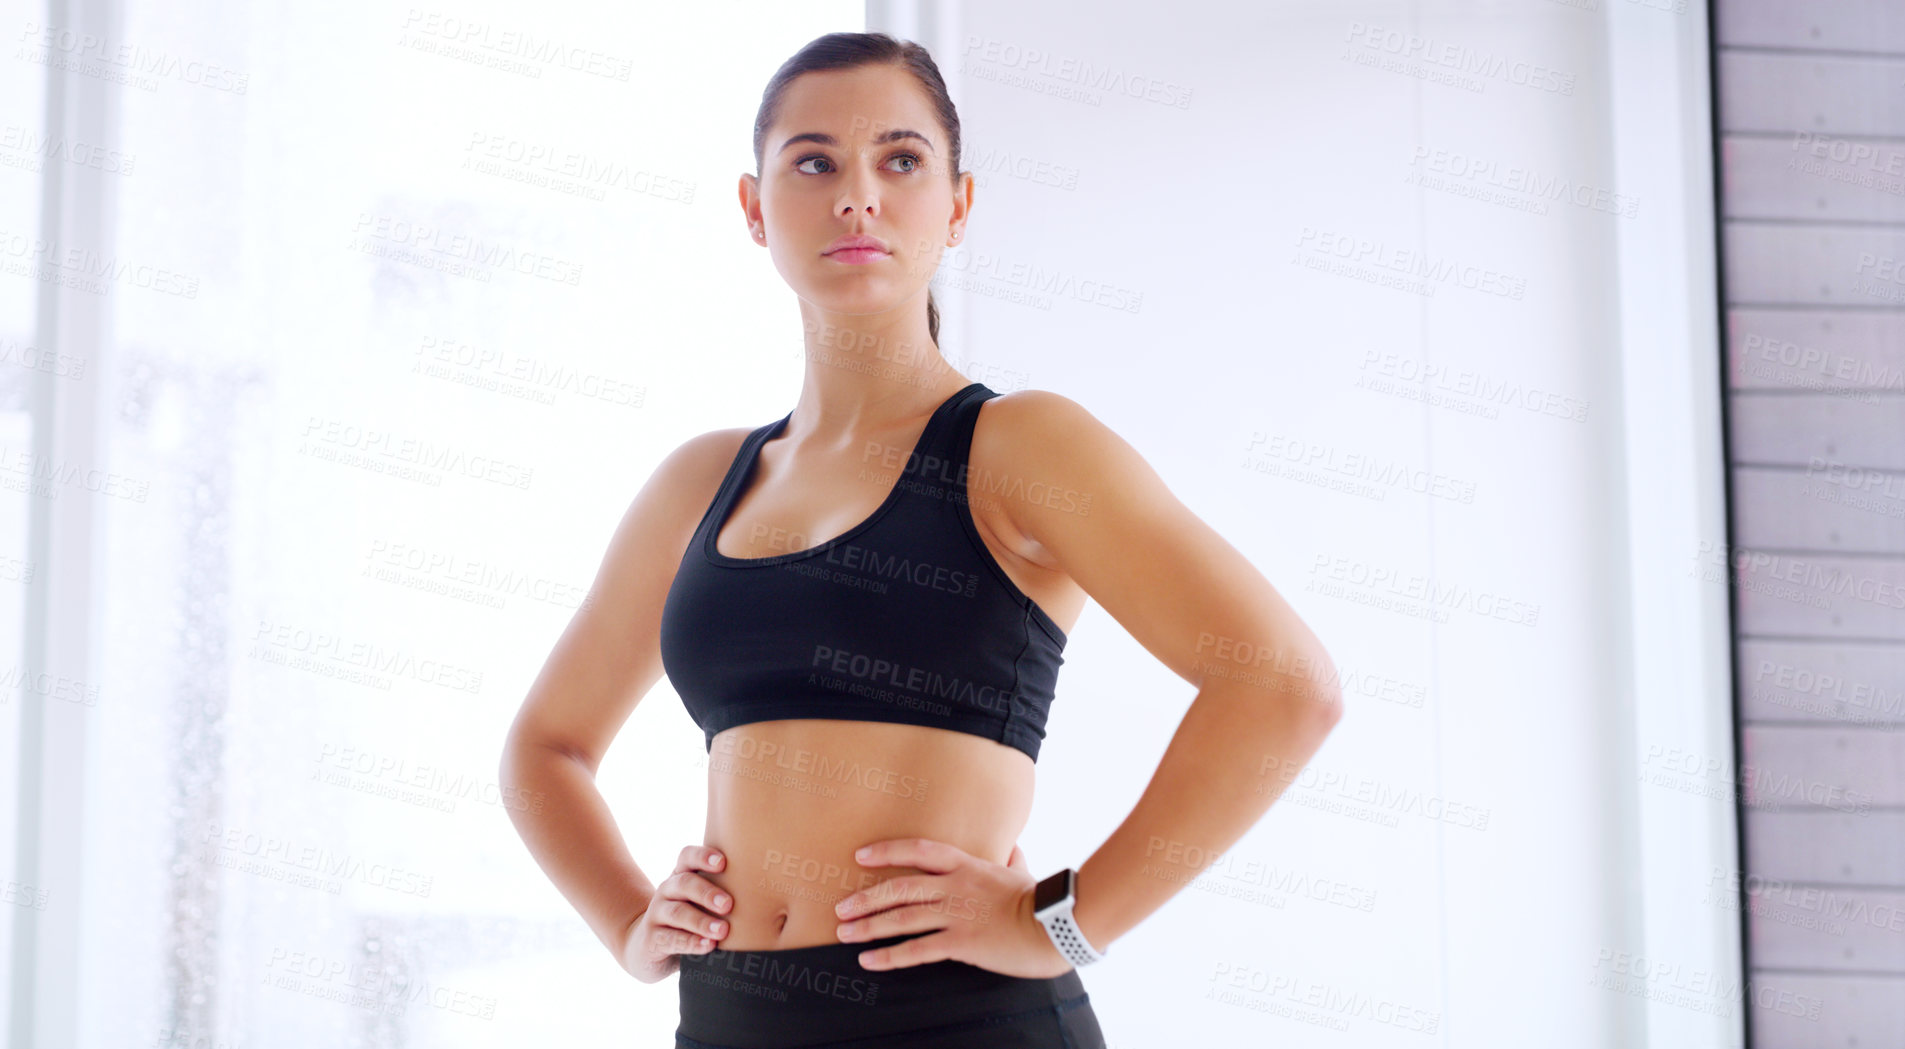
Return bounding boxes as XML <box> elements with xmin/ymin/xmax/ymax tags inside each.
<box><xmin>1039</xmin><ymin>901</ymin><xmax>1107</xmax><ymax>967</ymax></box>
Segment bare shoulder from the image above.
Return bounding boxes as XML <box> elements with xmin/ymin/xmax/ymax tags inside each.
<box><xmin>647</xmin><ymin>424</ymin><xmax>755</xmax><ymax>528</ymax></box>
<box><xmin>975</xmin><ymin>387</ymin><xmax>1106</xmax><ymax>446</ymax></box>
<box><xmin>974</xmin><ymin>388</ymin><xmax>1342</xmax><ymax>711</ymax></box>
<box><xmin>501</xmin><ymin>422</ymin><xmax>755</xmax><ymax>769</ymax></box>
<box><xmin>970</xmin><ymin>387</ymin><xmax>1155</xmax><ymax>517</ymax></box>
<box><xmin>605</xmin><ymin>423</ymin><xmax>758</xmax><ymax>564</ymax></box>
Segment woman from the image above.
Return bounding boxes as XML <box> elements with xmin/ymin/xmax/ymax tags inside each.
<box><xmin>500</xmin><ymin>31</ymin><xmax>1344</xmax><ymax>1049</ymax></box>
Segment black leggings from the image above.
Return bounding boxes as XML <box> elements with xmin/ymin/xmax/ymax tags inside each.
<box><xmin>675</xmin><ymin>931</ymin><xmax>1107</xmax><ymax>1049</ymax></box>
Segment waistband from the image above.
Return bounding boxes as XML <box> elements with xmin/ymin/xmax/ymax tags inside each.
<box><xmin>675</xmin><ymin>932</ymin><xmax>1091</xmax><ymax>1049</ymax></box>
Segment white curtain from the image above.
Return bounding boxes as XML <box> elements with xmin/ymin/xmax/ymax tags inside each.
<box><xmin>3</xmin><ymin>2</ymin><xmax>860</xmax><ymax>1045</ymax></box>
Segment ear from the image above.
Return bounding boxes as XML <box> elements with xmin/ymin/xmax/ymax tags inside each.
<box><xmin>737</xmin><ymin>173</ymin><xmax>762</xmax><ymax>233</ymax></box>
<box><xmin>950</xmin><ymin>169</ymin><xmax>975</xmax><ymax>235</ymax></box>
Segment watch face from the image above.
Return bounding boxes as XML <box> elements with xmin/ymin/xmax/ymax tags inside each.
<box><xmin>1034</xmin><ymin>869</ymin><xmax>1073</xmax><ymax>913</ymax></box>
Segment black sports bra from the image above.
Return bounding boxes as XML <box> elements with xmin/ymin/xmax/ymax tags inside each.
<box><xmin>658</xmin><ymin>381</ymin><xmax>1068</xmax><ymax>762</ymax></box>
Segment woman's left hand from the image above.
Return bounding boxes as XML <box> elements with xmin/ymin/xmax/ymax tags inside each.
<box><xmin>833</xmin><ymin>838</ymin><xmax>1073</xmax><ymax>979</ymax></box>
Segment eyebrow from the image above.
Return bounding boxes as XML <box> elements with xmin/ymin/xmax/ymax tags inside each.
<box><xmin>776</xmin><ymin>128</ymin><xmax>937</xmax><ymax>155</ymax></box>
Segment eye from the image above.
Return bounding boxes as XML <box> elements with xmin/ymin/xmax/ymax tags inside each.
<box><xmin>792</xmin><ymin>152</ymin><xmax>924</xmax><ymax>175</ymax></box>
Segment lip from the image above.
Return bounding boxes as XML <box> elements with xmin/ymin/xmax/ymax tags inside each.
<box><xmin>822</xmin><ymin>234</ymin><xmax>891</xmax><ymax>258</ymax></box>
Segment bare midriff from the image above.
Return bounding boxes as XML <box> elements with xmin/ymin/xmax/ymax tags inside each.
<box><xmin>700</xmin><ymin>717</ymin><xmax>1035</xmax><ymax>950</ymax></box>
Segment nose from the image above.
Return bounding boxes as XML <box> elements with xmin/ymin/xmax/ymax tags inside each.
<box><xmin>835</xmin><ymin>163</ymin><xmax>879</xmax><ymax>219</ymax></box>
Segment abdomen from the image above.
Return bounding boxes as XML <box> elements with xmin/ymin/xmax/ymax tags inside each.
<box><xmin>699</xmin><ymin>718</ymin><xmax>1035</xmax><ymax>950</ymax></box>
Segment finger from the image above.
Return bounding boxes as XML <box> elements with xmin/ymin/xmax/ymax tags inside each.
<box><xmin>675</xmin><ymin>844</ymin><xmax>726</xmax><ymax>875</ymax></box>
<box><xmin>835</xmin><ymin>875</ymin><xmax>931</xmax><ymax>920</ymax></box>
<box><xmin>857</xmin><ymin>929</ymin><xmax>956</xmax><ymax>971</ymax></box>
<box><xmin>660</xmin><ymin>898</ymin><xmax>728</xmax><ymax>944</ymax></box>
<box><xmin>1006</xmin><ymin>844</ymin><xmax>1028</xmax><ymax>872</ymax></box>
<box><xmin>655</xmin><ymin>928</ymin><xmax>720</xmax><ymax>957</ymax></box>
<box><xmin>671</xmin><ymin>871</ymin><xmax>733</xmax><ymax>916</ymax></box>
<box><xmin>654</xmin><ymin>925</ymin><xmax>716</xmax><ymax>955</ymax></box>
<box><xmin>840</xmin><ymin>901</ymin><xmax>944</xmax><ymax>946</ymax></box>
<box><xmin>857</xmin><ymin>837</ymin><xmax>961</xmax><ymax>873</ymax></box>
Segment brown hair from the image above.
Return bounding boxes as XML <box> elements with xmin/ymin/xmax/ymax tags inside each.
<box><xmin>752</xmin><ymin>31</ymin><xmax>964</xmax><ymax>347</ymax></box>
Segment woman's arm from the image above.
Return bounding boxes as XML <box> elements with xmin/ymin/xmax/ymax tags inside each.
<box><xmin>979</xmin><ymin>391</ymin><xmax>1346</xmax><ymax>953</ymax></box>
<box><xmin>498</xmin><ymin>430</ymin><xmax>743</xmax><ymax>968</ymax></box>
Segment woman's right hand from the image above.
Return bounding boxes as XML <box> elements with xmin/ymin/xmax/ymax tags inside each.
<box><xmin>620</xmin><ymin>845</ymin><xmax>733</xmax><ymax>984</ymax></box>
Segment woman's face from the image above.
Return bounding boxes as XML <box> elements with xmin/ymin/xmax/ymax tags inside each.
<box><xmin>745</xmin><ymin>64</ymin><xmax>969</xmax><ymax>318</ymax></box>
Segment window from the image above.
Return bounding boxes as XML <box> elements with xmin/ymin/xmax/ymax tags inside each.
<box><xmin>4</xmin><ymin>4</ymin><xmax>858</xmax><ymax>1045</ymax></box>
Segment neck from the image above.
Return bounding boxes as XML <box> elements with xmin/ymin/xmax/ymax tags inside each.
<box><xmin>789</xmin><ymin>305</ymin><xmax>967</xmax><ymax>441</ymax></box>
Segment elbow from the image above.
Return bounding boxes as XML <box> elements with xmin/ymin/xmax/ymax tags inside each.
<box><xmin>498</xmin><ymin>725</ymin><xmax>549</xmax><ymax>787</ymax></box>
<box><xmin>498</xmin><ymin>730</ymin><xmax>528</xmax><ymax>793</ymax></box>
<box><xmin>500</xmin><ymin>725</ymin><xmax>596</xmax><ymax>781</ymax></box>
<box><xmin>1295</xmin><ymin>677</ymin><xmax>1345</xmax><ymax>729</ymax></box>
<box><xmin>497</xmin><ymin>732</ymin><xmax>590</xmax><ymax>833</ymax></box>
<box><xmin>1315</xmin><ymin>689</ymin><xmax>1345</xmax><ymax>729</ymax></box>
<box><xmin>1306</xmin><ymin>647</ymin><xmax>1346</xmax><ymax>726</ymax></box>
<box><xmin>498</xmin><ymin>718</ymin><xmax>535</xmax><ymax>777</ymax></box>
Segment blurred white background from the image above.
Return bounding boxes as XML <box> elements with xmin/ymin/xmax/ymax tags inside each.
<box><xmin>1</xmin><ymin>0</ymin><xmax>1743</xmax><ymax>1047</ymax></box>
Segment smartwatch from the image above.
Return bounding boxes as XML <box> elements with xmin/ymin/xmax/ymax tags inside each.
<box><xmin>1032</xmin><ymin>867</ymin><xmax>1107</xmax><ymax>967</ymax></box>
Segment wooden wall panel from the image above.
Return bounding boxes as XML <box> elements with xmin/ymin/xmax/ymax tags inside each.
<box><xmin>1718</xmin><ymin>0</ymin><xmax>1905</xmax><ymax>53</ymax></box>
<box><xmin>1735</xmin><ymin>639</ymin><xmax>1905</xmax><ymax>725</ymax></box>
<box><xmin>1722</xmin><ymin>135</ymin><xmax>1905</xmax><ymax>223</ymax></box>
<box><xmin>1727</xmin><ymin>392</ymin><xmax>1905</xmax><ymax>470</ymax></box>
<box><xmin>1725</xmin><ymin>308</ymin><xmax>1905</xmax><ymax>393</ymax></box>
<box><xmin>1715</xmin><ymin>9</ymin><xmax>1905</xmax><ymax>1041</ymax></box>
<box><xmin>1718</xmin><ymin>52</ymin><xmax>1905</xmax><ymax>136</ymax></box>
<box><xmin>1745</xmin><ymin>809</ymin><xmax>1905</xmax><ymax>881</ymax></box>
<box><xmin>1721</xmin><ymin>225</ymin><xmax>1905</xmax><ymax>305</ymax></box>
<box><xmin>1728</xmin><ymin>468</ymin><xmax>1905</xmax><ymax>552</ymax></box>
<box><xmin>1741</xmin><ymin>973</ymin><xmax>1905</xmax><ymax>1047</ymax></box>
<box><xmin>1742</xmin><ymin>725</ymin><xmax>1905</xmax><ymax>807</ymax></box>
